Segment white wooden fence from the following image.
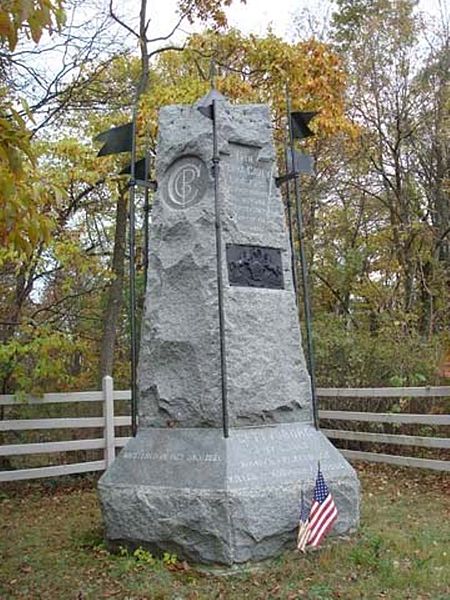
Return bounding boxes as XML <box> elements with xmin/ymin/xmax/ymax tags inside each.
<box><xmin>0</xmin><ymin>378</ymin><xmax>449</xmax><ymax>482</ymax></box>
<box><xmin>0</xmin><ymin>377</ymin><xmax>129</xmax><ymax>482</ymax></box>
<box><xmin>318</xmin><ymin>386</ymin><xmax>450</xmax><ymax>472</ymax></box>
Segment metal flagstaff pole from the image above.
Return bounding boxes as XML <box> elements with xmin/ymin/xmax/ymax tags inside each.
<box><xmin>143</xmin><ymin>152</ymin><xmax>151</xmax><ymax>292</ymax></box>
<box><xmin>129</xmin><ymin>103</ymin><xmax>138</xmax><ymax>437</ymax></box>
<box><xmin>286</xmin><ymin>89</ymin><xmax>319</xmax><ymax>430</ymax></box>
<box><xmin>211</xmin><ymin>98</ymin><xmax>229</xmax><ymax>439</ymax></box>
<box><xmin>284</xmin><ymin>139</ymin><xmax>299</xmax><ymax>305</ymax></box>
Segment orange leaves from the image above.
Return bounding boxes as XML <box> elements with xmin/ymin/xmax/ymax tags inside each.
<box><xmin>151</xmin><ymin>30</ymin><xmax>353</xmax><ymax>142</ymax></box>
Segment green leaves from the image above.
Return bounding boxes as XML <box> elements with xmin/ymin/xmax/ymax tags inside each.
<box><xmin>0</xmin><ymin>326</ymin><xmax>88</xmax><ymax>395</ymax></box>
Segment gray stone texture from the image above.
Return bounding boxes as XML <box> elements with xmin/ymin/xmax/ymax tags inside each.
<box><xmin>138</xmin><ymin>100</ymin><xmax>310</xmax><ymax>428</ymax></box>
<box><xmin>98</xmin><ymin>96</ymin><xmax>360</xmax><ymax>565</ymax></box>
<box><xmin>99</xmin><ymin>423</ymin><xmax>359</xmax><ymax>564</ymax></box>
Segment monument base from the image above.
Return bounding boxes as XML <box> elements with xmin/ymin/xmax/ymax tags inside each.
<box><xmin>98</xmin><ymin>423</ymin><xmax>359</xmax><ymax>565</ymax></box>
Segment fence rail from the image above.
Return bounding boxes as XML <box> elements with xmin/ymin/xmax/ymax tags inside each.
<box><xmin>318</xmin><ymin>410</ymin><xmax>449</xmax><ymax>425</ymax></box>
<box><xmin>318</xmin><ymin>386</ymin><xmax>450</xmax><ymax>398</ymax></box>
<box><xmin>0</xmin><ymin>380</ymin><xmax>448</xmax><ymax>482</ymax></box>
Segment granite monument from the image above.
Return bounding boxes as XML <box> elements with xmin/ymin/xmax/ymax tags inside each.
<box><xmin>98</xmin><ymin>92</ymin><xmax>360</xmax><ymax>565</ymax></box>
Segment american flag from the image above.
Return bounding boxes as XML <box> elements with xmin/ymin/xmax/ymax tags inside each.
<box><xmin>306</xmin><ymin>465</ymin><xmax>338</xmax><ymax>548</ymax></box>
<box><xmin>297</xmin><ymin>490</ymin><xmax>309</xmax><ymax>553</ymax></box>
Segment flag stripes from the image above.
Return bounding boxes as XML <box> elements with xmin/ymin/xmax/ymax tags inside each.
<box><xmin>297</xmin><ymin>521</ymin><xmax>309</xmax><ymax>552</ymax></box>
<box><xmin>307</xmin><ymin>494</ymin><xmax>338</xmax><ymax>547</ymax></box>
<box><xmin>297</xmin><ymin>490</ymin><xmax>310</xmax><ymax>553</ymax></box>
<box><xmin>297</xmin><ymin>465</ymin><xmax>338</xmax><ymax>552</ymax></box>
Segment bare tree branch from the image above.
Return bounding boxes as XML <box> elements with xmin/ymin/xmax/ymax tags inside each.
<box><xmin>109</xmin><ymin>0</ymin><xmax>140</xmax><ymax>39</ymax></box>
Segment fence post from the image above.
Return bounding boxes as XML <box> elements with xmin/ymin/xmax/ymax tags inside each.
<box><xmin>103</xmin><ymin>375</ymin><xmax>115</xmax><ymax>468</ymax></box>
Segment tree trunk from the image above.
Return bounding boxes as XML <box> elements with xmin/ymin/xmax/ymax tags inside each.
<box><xmin>99</xmin><ymin>188</ymin><xmax>128</xmax><ymax>381</ymax></box>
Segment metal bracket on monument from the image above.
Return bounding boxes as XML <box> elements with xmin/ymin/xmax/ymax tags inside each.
<box><xmin>120</xmin><ymin>159</ymin><xmax>157</xmax><ymax>190</ymax></box>
<box><xmin>275</xmin><ymin>171</ymin><xmax>298</xmax><ymax>187</ymax></box>
<box><xmin>275</xmin><ymin>150</ymin><xmax>314</xmax><ymax>187</ymax></box>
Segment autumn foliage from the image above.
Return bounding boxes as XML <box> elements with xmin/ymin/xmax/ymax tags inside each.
<box><xmin>0</xmin><ymin>0</ymin><xmax>448</xmax><ymax>395</ymax></box>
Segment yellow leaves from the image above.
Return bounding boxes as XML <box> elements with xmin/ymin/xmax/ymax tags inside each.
<box><xmin>138</xmin><ymin>73</ymin><xmax>211</xmax><ymax>141</ymax></box>
<box><xmin>0</xmin><ymin>94</ymin><xmax>57</xmax><ymax>262</ymax></box>
<box><xmin>177</xmin><ymin>0</ymin><xmax>246</xmax><ymax>29</ymax></box>
<box><xmin>0</xmin><ymin>0</ymin><xmax>65</xmax><ymax>50</ymax></box>
<box><xmin>0</xmin><ymin>8</ymin><xmax>18</xmax><ymax>50</ymax></box>
<box><xmin>0</xmin><ymin>165</ymin><xmax>55</xmax><ymax>259</ymax></box>
<box><xmin>217</xmin><ymin>74</ymin><xmax>254</xmax><ymax>102</ymax></box>
<box><xmin>151</xmin><ymin>31</ymin><xmax>353</xmax><ymax>141</ymax></box>
<box><xmin>0</xmin><ymin>100</ymin><xmax>33</xmax><ymax>173</ymax></box>
<box><xmin>1</xmin><ymin>324</ymin><xmax>89</xmax><ymax>394</ymax></box>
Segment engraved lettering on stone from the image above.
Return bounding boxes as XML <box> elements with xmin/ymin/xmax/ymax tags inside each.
<box><xmin>237</xmin><ymin>428</ymin><xmax>309</xmax><ymax>447</ymax></box>
<box><xmin>226</xmin><ymin>143</ymin><xmax>277</xmax><ymax>233</ymax></box>
<box><xmin>123</xmin><ymin>451</ymin><xmax>223</xmax><ymax>463</ymax></box>
<box><xmin>164</xmin><ymin>155</ymin><xmax>208</xmax><ymax>209</ymax></box>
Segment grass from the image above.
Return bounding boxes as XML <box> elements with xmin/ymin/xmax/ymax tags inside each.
<box><xmin>0</xmin><ymin>463</ymin><xmax>449</xmax><ymax>599</ymax></box>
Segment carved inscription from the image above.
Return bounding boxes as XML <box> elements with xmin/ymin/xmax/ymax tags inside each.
<box><xmin>163</xmin><ymin>155</ymin><xmax>208</xmax><ymax>209</ymax></box>
<box><xmin>226</xmin><ymin>427</ymin><xmax>344</xmax><ymax>485</ymax></box>
<box><xmin>123</xmin><ymin>451</ymin><xmax>223</xmax><ymax>462</ymax></box>
<box><xmin>226</xmin><ymin>244</ymin><xmax>284</xmax><ymax>289</ymax></box>
<box><xmin>226</xmin><ymin>143</ymin><xmax>277</xmax><ymax>232</ymax></box>
<box><xmin>119</xmin><ymin>427</ymin><xmax>345</xmax><ymax>489</ymax></box>
<box><xmin>236</xmin><ymin>426</ymin><xmax>310</xmax><ymax>447</ymax></box>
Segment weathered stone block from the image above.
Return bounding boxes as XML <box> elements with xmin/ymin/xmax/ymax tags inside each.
<box><xmin>98</xmin><ymin>94</ymin><xmax>359</xmax><ymax>565</ymax></box>
<box><xmin>99</xmin><ymin>424</ymin><xmax>359</xmax><ymax>564</ymax></box>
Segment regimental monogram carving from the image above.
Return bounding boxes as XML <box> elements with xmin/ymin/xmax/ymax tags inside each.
<box><xmin>226</xmin><ymin>244</ymin><xmax>284</xmax><ymax>289</ymax></box>
<box><xmin>163</xmin><ymin>155</ymin><xmax>208</xmax><ymax>209</ymax></box>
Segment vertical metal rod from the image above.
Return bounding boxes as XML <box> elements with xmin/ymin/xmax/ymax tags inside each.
<box><xmin>212</xmin><ymin>99</ymin><xmax>229</xmax><ymax>439</ymax></box>
<box><xmin>284</xmin><ymin>139</ymin><xmax>299</xmax><ymax>305</ymax></box>
<box><xmin>143</xmin><ymin>152</ymin><xmax>151</xmax><ymax>291</ymax></box>
<box><xmin>286</xmin><ymin>90</ymin><xmax>319</xmax><ymax>430</ymax></box>
<box><xmin>129</xmin><ymin>103</ymin><xmax>138</xmax><ymax>437</ymax></box>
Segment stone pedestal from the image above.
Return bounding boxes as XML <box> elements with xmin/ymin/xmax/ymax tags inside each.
<box><xmin>98</xmin><ymin>94</ymin><xmax>359</xmax><ymax>565</ymax></box>
<box><xmin>99</xmin><ymin>424</ymin><xmax>358</xmax><ymax>564</ymax></box>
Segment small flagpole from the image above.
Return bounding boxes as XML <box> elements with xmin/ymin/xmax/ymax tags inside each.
<box><xmin>286</xmin><ymin>85</ymin><xmax>319</xmax><ymax>430</ymax></box>
<box><xmin>284</xmin><ymin>136</ymin><xmax>299</xmax><ymax>306</ymax></box>
<box><xmin>143</xmin><ymin>152</ymin><xmax>151</xmax><ymax>291</ymax></box>
<box><xmin>212</xmin><ymin>98</ymin><xmax>229</xmax><ymax>439</ymax></box>
<box><xmin>129</xmin><ymin>100</ymin><xmax>139</xmax><ymax>437</ymax></box>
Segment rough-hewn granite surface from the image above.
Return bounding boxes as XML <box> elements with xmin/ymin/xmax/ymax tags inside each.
<box><xmin>137</xmin><ymin>99</ymin><xmax>310</xmax><ymax>427</ymax></box>
<box><xmin>99</xmin><ymin>424</ymin><xmax>359</xmax><ymax>564</ymax></box>
<box><xmin>98</xmin><ymin>95</ymin><xmax>359</xmax><ymax>565</ymax></box>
